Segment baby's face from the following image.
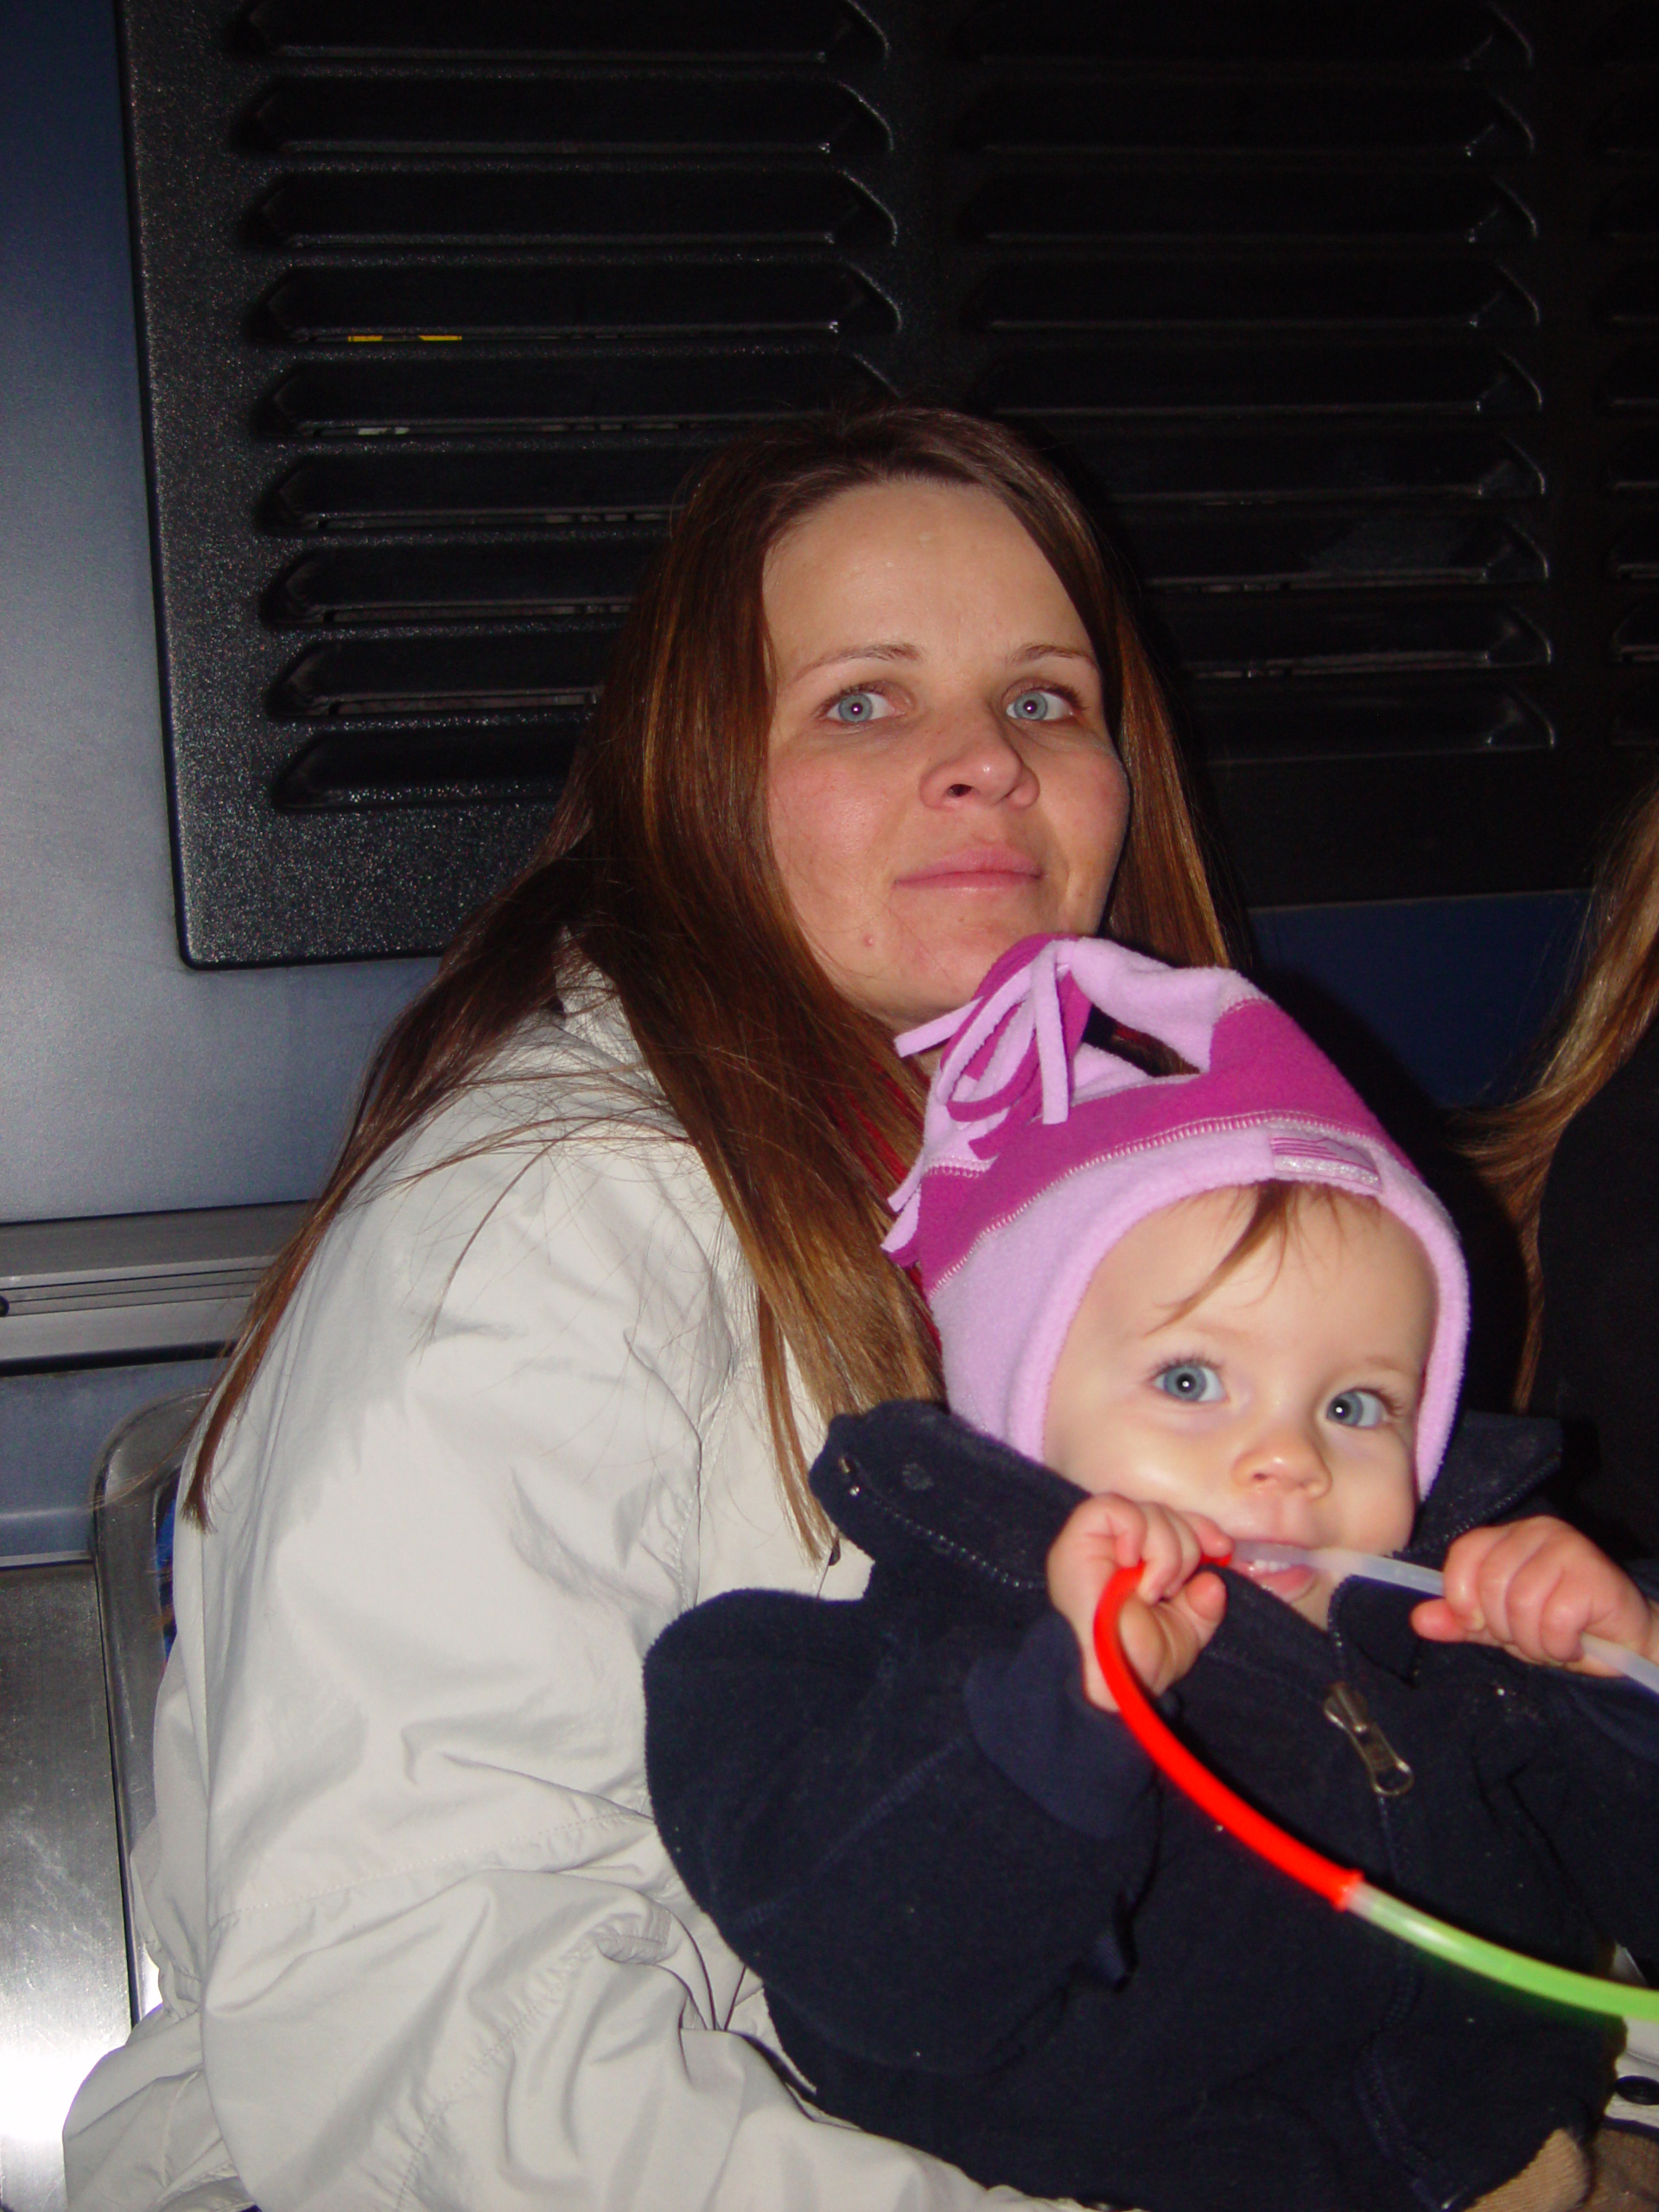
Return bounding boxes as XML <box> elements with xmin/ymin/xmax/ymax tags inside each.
<box><xmin>1044</xmin><ymin>1189</ymin><xmax>1434</xmax><ymax>1628</ymax></box>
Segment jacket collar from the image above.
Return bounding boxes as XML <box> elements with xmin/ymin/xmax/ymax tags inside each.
<box><xmin>811</xmin><ymin>1401</ymin><xmax>1563</xmax><ymax>1611</ymax></box>
<box><xmin>811</xmin><ymin>1402</ymin><xmax>1081</xmax><ymax>1611</ymax></box>
<box><xmin>1405</xmin><ymin>1410</ymin><xmax>1560</xmax><ymax>1563</ymax></box>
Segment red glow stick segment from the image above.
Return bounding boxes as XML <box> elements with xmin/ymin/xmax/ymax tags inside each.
<box><xmin>1092</xmin><ymin>1564</ymin><xmax>1363</xmax><ymax>1912</ymax></box>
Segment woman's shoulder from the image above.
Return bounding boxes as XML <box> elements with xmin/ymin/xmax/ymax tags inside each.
<box><xmin>204</xmin><ymin>988</ymin><xmax>754</xmax><ymax>1535</ymax></box>
<box><xmin>343</xmin><ymin>988</ymin><xmax>732</xmax><ymax>1301</ymax></box>
<box><xmin>442</xmin><ymin>980</ymin><xmax>677</xmax><ymax>1140</ymax></box>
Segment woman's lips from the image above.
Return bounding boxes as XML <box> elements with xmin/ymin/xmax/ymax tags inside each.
<box><xmin>894</xmin><ymin>849</ymin><xmax>1043</xmax><ymax>892</ymax></box>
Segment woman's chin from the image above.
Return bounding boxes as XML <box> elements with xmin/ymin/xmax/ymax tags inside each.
<box><xmin>902</xmin><ymin>915</ymin><xmax>1063</xmax><ymax>1016</ymax></box>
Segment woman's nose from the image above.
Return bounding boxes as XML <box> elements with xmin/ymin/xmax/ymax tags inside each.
<box><xmin>919</xmin><ymin>711</ymin><xmax>1039</xmax><ymax>809</ymax></box>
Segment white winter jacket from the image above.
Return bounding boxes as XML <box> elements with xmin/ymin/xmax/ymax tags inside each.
<box><xmin>65</xmin><ymin>994</ymin><xmax>1056</xmax><ymax>2210</ymax></box>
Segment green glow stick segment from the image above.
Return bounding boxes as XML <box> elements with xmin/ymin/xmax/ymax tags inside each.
<box><xmin>1351</xmin><ymin>1883</ymin><xmax>1659</xmax><ymax>2021</ymax></box>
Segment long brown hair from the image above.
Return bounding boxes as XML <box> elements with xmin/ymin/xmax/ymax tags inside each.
<box><xmin>187</xmin><ymin>404</ymin><xmax>1229</xmax><ymax>1539</ymax></box>
<box><xmin>1470</xmin><ymin>775</ymin><xmax>1659</xmax><ymax>1399</ymax></box>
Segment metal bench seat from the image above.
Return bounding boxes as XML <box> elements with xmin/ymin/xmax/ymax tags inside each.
<box><xmin>0</xmin><ymin>1390</ymin><xmax>200</xmax><ymax>2212</ymax></box>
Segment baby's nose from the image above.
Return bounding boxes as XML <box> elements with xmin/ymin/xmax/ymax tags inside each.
<box><xmin>1236</xmin><ymin>1423</ymin><xmax>1332</xmax><ymax>1494</ymax></box>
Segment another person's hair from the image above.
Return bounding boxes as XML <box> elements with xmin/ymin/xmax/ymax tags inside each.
<box><xmin>186</xmin><ymin>404</ymin><xmax>1230</xmax><ymax>1539</ymax></box>
<box><xmin>1471</xmin><ymin>776</ymin><xmax>1659</xmax><ymax>1397</ymax></box>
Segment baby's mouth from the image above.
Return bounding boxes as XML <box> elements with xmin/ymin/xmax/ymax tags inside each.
<box><xmin>1234</xmin><ymin>1557</ymin><xmax>1318</xmax><ymax>1605</ymax></box>
<box><xmin>1227</xmin><ymin>1541</ymin><xmax>1321</xmax><ymax>1605</ymax></box>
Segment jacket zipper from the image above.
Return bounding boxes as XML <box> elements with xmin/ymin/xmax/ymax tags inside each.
<box><xmin>1323</xmin><ymin>1681</ymin><xmax>1414</xmax><ymax>1797</ymax></box>
<box><xmin>1328</xmin><ymin>1616</ymin><xmax>1464</xmax><ymax>2211</ymax></box>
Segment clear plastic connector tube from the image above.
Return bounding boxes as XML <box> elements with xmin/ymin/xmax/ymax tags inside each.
<box><xmin>1229</xmin><ymin>1541</ymin><xmax>1659</xmax><ymax>1700</ymax></box>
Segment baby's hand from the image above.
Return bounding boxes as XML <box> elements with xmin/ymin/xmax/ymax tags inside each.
<box><xmin>1412</xmin><ymin>1516</ymin><xmax>1659</xmax><ymax>1676</ymax></box>
<box><xmin>1046</xmin><ymin>1495</ymin><xmax>1230</xmax><ymax>1712</ymax></box>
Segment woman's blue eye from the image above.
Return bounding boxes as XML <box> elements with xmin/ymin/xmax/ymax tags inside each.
<box><xmin>828</xmin><ymin>690</ymin><xmax>892</xmax><ymax>724</ymax></box>
<box><xmin>1154</xmin><ymin>1362</ymin><xmax>1224</xmax><ymax>1404</ymax></box>
<box><xmin>1327</xmin><ymin>1389</ymin><xmax>1386</xmax><ymax>1430</ymax></box>
<box><xmin>1007</xmin><ymin>688</ymin><xmax>1071</xmax><ymax>723</ymax></box>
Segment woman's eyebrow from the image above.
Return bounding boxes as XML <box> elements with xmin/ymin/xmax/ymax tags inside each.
<box><xmin>1008</xmin><ymin>643</ymin><xmax>1098</xmax><ymax>668</ymax></box>
<box><xmin>788</xmin><ymin>639</ymin><xmax>1098</xmax><ymax>680</ymax></box>
<box><xmin>789</xmin><ymin>641</ymin><xmax>922</xmax><ymax>679</ymax></box>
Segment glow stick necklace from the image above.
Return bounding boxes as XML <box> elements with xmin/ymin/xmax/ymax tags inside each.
<box><xmin>1091</xmin><ymin>1560</ymin><xmax>1659</xmax><ymax>2021</ymax></box>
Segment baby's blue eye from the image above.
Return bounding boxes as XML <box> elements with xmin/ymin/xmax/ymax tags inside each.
<box><xmin>1154</xmin><ymin>1362</ymin><xmax>1224</xmax><ymax>1404</ymax></box>
<box><xmin>829</xmin><ymin>690</ymin><xmax>892</xmax><ymax>724</ymax></box>
<box><xmin>1327</xmin><ymin>1389</ymin><xmax>1386</xmax><ymax>1429</ymax></box>
<box><xmin>1007</xmin><ymin>688</ymin><xmax>1071</xmax><ymax>723</ymax></box>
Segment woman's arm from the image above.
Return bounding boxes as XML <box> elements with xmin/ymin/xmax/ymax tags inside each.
<box><xmin>141</xmin><ymin>1118</ymin><xmax>1054</xmax><ymax>2209</ymax></box>
<box><xmin>645</xmin><ymin>1575</ymin><xmax>1159</xmax><ymax>2078</ymax></box>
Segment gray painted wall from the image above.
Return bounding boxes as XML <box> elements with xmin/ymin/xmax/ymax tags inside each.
<box><xmin>0</xmin><ymin>0</ymin><xmax>431</xmax><ymax>1230</ymax></box>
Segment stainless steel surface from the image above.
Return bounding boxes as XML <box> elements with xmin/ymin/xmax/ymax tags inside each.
<box><xmin>93</xmin><ymin>1391</ymin><xmax>202</xmax><ymax>2021</ymax></box>
<box><xmin>0</xmin><ymin>1205</ymin><xmax>304</xmax><ymax>1369</ymax></box>
<box><xmin>0</xmin><ymin>1564</ymin><xmax>132</xmax><ymax>2212</ymax></box>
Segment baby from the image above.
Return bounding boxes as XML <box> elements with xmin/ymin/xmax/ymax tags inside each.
<box><xmin>645</xmin><ymin>937</ymin><xmax>1659</xmax><ymax>2212</ymax></box>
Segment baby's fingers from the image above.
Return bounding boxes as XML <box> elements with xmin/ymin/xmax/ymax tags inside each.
<box><xmin>1135</xmin><ymin>1507</ymin><xmax>1230</xmax><ymax>1603</ymax></box>
<box><xmin>1117</xmin><ymin>1573</ymin><xmax>1229</xmax><ymax>1696</ymax></box>
<box><xmin>1410</xmin><ymin>1595</ymin><xmax>1487</xmax><ymax>1646</ymax></box>
<box><xmin>1435</xmin><ymin>1517</ymin><xmax>1649</xmax><ymax>1670</ymax></box>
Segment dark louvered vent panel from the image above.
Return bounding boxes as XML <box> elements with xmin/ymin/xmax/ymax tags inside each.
<box><xmin>119</xmin><ymin>0</ymin><xmax>908</xmax><ymax>960</ymax></box>
<box><xmin>118</xmin><ymin>0</ymin><xmax>1656</xmax><ymax>956</ymax></box>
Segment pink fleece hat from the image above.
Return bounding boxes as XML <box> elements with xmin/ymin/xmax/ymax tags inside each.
<box><xmin>884</xmin><ymin>935</ymin><xmax>1468</xmax><ymax>1495</ymax></box>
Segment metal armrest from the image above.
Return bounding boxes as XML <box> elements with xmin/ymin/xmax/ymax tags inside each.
<box><xmin>91</xmin><ymin>1389</ymin><xmax>207</xmax><ymax>2018</ymax></box>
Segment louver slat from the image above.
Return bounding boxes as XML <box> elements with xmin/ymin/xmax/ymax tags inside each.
<box><xmin>268</xmin><ymin>542</ymin><xmax>658</xmax><ymax>626</ymax></box>
<box><xmin>961</xmin><ymin>175</ymin><xmax>1533</xmax><ymax>248</ymax></box>
<box><xmin>1199</xmin><ymin>689</ymin><xmax>1550</xmax><ymax>764</ymax></box>
<box><xmin>1128</xmin><ymin>512</ymin><xmax>1543</xmax><ymax>592</ymax></box>
<box><xmin>971</xmin><ymin>262</ymin><xmax>1533</xmax><ymax>335</ymax></box>
<box><xmin>963</xmin><ymin>0</ymin><xmax>1517</xmax><ymax>68</ymax></box>
<box><xmin>272</xmin><ymin>632</ymin><xmax>615</xmax><ymax>718</ymax></box>
<box><xmin>263</xmin><ymin>448</ymin><xmax>714</xmax><ymax>531</ymax></box>
<box><xmin>1165</xmin><ymin>602</ymin><xmax>1548</xmax><ymax>680</ymax></box>
<box><xmin>260</xmin><ymin>265</ymin><xmax>896</xmax><ymax>343</ymax></box>
<box><xmin>276</xmin><ymin>729</ymin><xmax>584</xmax><ymax>809</ymax></box>
<box><xmin>981</xmin><ymin>346</ymin><xmax>1539</xmax><ymax>419</ymax></box>
<box><xmin>1612</xmin><ymin>607</ymin><xmax>1659</xmax><ymax>663</ymax></box>
<box><xmin>957</xmin><ymin>85</ymin><xmax>1531</xmax><ymax>161</ymax></box>
<box><xmin>243</xmin><ymin>0</ymin><xmax>865</xmax><ymax>65</ymax></box>
<box><xmin>250</xmin><ymin>79</ymin><xmax>885</xmax><ymax>159</ymax></box>
<box><xmin>1611</xmin><ymin>524</ymin><xmax>1659</xmax><ymax>581</ymax></box>
<box><xmin>264</xmin><ymin>357</ymin><xmax>881</xmax><ymax>439</ymax></box>
<box><xmin>256</xmin><ymin>171</ymin><xmax>889</xmax><ymax>250</ymax></box>
<box><xmin>1068</xmin><ymin>429</ymin><xmax>1541</xmax><ymax>502</ymax></box>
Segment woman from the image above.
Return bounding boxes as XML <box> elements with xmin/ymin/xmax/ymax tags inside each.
<box><xmin>1474</xmin><ymin>778</ymin><xmax>1659</xmax><ymax>1560</ymax></box>
<box><xmin>66</xmin><ymin>405</ymin><xmax>1228</xmax><ymax>2209</ymax></box>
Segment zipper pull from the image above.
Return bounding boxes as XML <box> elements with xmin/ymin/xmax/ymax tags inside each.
<box><xmin>1323</xmin><ymin>1682</ymin><xmax>1414</xmax><ymax>1798</ymax></box>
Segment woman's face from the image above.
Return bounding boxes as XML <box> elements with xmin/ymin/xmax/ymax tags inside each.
<box><xmin>764</xmin><ymin>480</ymin><xmax>1130</xmax><ymax>1033</ymax></box>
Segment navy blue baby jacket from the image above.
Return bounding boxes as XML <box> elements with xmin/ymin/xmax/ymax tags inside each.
<box><xmin>644</xmin><ymin>1404</ymin><xmax>1659</xmax><ymax>2212</ymax></box>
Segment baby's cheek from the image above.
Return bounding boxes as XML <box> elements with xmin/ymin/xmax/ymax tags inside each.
<box><xmin>1367</xmin><ymin>1467</ymin><xmax>1418</xmax><ymax>1554</ymax></box>
<box><xmin>1332</xmin><ymin>1452</ymin><xmax>1417</xmax><ymax>1557</ymax></box>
